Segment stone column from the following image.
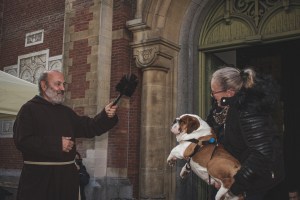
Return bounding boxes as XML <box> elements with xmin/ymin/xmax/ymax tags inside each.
<box><xmin>139</xmin><ymin>66</ymin><xmax>168</xmax><ymax>199</ymax></box>
<box><xmin>132</xmin><ymin>42</ymin><xmax>179</xmax><ymax>199</ymax></box>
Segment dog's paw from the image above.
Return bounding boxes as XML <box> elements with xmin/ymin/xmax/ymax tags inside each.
<box><xmin>179</xmin><ymin>167</ymin><xmax>190</xmax><ymax>179</ymax></box>
<box><xmin>179</xmin><ymin>163</ymin><xmax>191</xmax><ymax>179</ymax></box>
<box><xmin>167</xmin><ymin>157</ymin><xmax>177</xmax><ymax>166</ymax></box>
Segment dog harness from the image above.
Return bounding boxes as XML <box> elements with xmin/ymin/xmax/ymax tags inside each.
<box><xmin>184</xmin><ymin>137</ymin><xmax>219</xmax><ymax>186</ymax></box>
<box><xmin>185</xmin><ymin>137</ymin><xmax>217</xmax><ymax>157</ymax></box>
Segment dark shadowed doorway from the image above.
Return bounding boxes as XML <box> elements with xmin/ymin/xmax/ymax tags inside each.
<box><xmin>204</xmin><ymin>39</ymin><xmax>299</xmax><ymax>200</ymax></box>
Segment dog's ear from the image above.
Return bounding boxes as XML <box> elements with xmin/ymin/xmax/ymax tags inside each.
<box><xmin>178</xmin><ymin>116</ymin><xmax>188</xmax><ymax>133</ymax></box>
<box><xmin>186</xmin><ymin>117</ymin><xmax>200</xmax><ymax>134</ymax></box>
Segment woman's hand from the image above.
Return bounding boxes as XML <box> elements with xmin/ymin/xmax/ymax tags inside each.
<box><xmin>289</xmin><ymin>192</ymin><xmax>299</xmax><ymax>200</ymax></box>
<box><xmin>213</xmin><ymin>181</ymin><xmax>221</xmax><ymax>189</ymax></box>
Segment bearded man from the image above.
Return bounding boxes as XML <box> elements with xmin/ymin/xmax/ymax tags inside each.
<box><xmin>13</xmin><ymin>70</ymin><xmax>118</xmax><ymax>200</ymax></box>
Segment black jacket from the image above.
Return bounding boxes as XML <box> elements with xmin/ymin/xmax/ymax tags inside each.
<box><xmin>206</xmin><ymin>76</ymin><xmax>285</xmax><ymax>196</ymax></box>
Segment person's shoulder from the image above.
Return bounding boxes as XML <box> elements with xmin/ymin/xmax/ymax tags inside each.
<box><xmin>17</xmin><ymin>95</ymin><xmax>40</xmax><ymax>112</ymax></box>
<box><xmin>235</xmin><ymin>81</ymin><xmax>279</xmax><ymax>114</ymax></box>
<box><xmin>23</xmin><ymin>95</ymin><xmax>48</xmax><ymax>106</ymax></box>
<box><xmin>59</xmin><ymin>104</ymin><xmax>78</xmax><ymax>115</ymax></box>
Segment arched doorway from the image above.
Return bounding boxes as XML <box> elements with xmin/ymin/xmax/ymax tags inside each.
<box><xmin>197</xmin><ymin>1</ymin><xmax>300</xmax><ymax>199</ymax></box>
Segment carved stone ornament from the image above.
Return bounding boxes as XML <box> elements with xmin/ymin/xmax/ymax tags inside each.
<box><xmin>49</xmin><ymin>55</ymin><xmax>63</xmax><ymax>72</ymax></box>
<box><xmin>135</xmin><ymin>47</ymin><xmax>157</xmax><ymax>67</ymax></box>
<box><xmin>3</xmin><ymin>65</ymin><xmax>18</xmax><ymax>77</ymax></box>
<box><xmin>0</xmin><ymin>120</ymin><xmax>14</xmax><ymax>138</ymax></box>
<box><xmin>200</xmin><ymin>0</ymin><xmax>298</xmax><ymax>49</ymax></box>
<box><xmin>25</xmin><ymin>30</ymin><xmax>44</xmax><ymax>47</ymax></box>
<box><xmin>18</xmin><ymin>50</ymin><xmax>49</xmax><ymax>84</ymax></box>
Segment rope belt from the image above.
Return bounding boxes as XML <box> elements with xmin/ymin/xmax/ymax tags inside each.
<box><xmin>24</xmin><ymin>160</ymin><xmax>75</xmax><ymax>165</ymax></box>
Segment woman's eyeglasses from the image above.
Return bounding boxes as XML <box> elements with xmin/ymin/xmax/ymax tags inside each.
<box><xmin>210</xmin><ymin>90</ymin><xmax>226</xmax><ymax>97</ymax></box>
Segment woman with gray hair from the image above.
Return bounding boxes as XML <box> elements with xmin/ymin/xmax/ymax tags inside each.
<box><xmin>206</xmin><ymin>66</ymin><xmax>285</xmax><ymax>200</ymax></box>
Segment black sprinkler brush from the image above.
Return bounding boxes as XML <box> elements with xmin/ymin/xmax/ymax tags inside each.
<box><xmin>112</xmin><ymin>73</ymin><xmax>138</xmax><ymax>106</ymax></box>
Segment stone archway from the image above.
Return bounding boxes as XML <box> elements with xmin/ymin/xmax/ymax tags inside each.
<box><xmin>199</xmin><ymin>0</ymin><xmax>300</xmax><ymax>50</ymax></box>
<box><xmin>198</xmin><ymin>0</ymin><xmax>300</xmax><ymax>112</ymax></box>
<box><xmin>127</xmin><ymin>1</ymin><xmax>192</xmax><ymax>199</ymax></box>
<box><xmin>194</xmin><ymin>1</ymin><xmax>300</xmax><ymax>200</ymax></box>
<box><xmin>198</xmin><ymin>0</ymin><xmax>300</xmax><ymax>119</ymax></box>
<box><xmin>128</xmin><ymin>0</ymin><xmax>300</xmax><ymax>199</ymax></box>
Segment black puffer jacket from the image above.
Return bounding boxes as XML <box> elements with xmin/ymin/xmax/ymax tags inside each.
<box><xmin>206</xmin><ymin>75</ymin><xmax>285</xmax><ymax>196</ymax></box>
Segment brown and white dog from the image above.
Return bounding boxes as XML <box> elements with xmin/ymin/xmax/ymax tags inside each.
<box><xmin>167</xmin><ymin>114</ymin><xmax>241</xmax><ymax>200</ymax></box>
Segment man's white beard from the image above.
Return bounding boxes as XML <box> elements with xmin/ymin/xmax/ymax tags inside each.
<box><xmin>45</xmin><ymin>87</ymin><xmax>65</xmax><ymax>104</ymax></box>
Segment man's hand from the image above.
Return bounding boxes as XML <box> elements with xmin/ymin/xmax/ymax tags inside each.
<box><xmin>62</xmin><ymin>137</ymin><xmax>74</xmax><ymax>152</ymax></box>
<box><xmin>289</xmin><ymin>192</ymin><xmax>299</xmax><ymax>200</ymax></box>
<box><xmin>105</xmin><ymin>102</ymin><xmax>118</xmax><ymax>118</ymax></box>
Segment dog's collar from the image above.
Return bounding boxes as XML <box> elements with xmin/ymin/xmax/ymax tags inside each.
<box><xmin>185</xmin><ymin>137</ymin><xmax>216</xmax><ymax>145</ymax></box>
<box><xmin>185</xmin><ymin>137</ymin><xmax>217</xmax><ymax>158</ymax></box>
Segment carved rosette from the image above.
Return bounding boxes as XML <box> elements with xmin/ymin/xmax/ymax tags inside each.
<box><xmin>134</xmin><ymin>46</ymin><xmax>158</xmax><ymax>68</ymax></box>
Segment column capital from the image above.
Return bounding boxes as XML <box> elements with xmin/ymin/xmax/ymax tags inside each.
<box><xmin>132</xmin><ymin>38</ymin><xmax>180</xmax><ymax>71</ymax></box>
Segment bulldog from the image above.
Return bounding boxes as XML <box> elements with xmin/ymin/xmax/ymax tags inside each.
<box><xmin>167</xmin><ymin>114</ymin><xmax>241</xmax><ymax>200</ymax></box>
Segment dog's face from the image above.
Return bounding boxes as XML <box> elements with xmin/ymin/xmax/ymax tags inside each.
<box><xmin>171</xmin><ymin>115</ymin><xmax>200</xmax><ymax>135</ymax></box>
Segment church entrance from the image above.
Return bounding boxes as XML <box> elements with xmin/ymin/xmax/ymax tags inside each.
<box><xmin>188</xmin><ymin>0</ymin><xmax>300</xmax><ymax>199</ymax></box>
<box><xmin>203</xmin><ymin>38</ymin><xmax>299</xmax><ymax>200</ymax></box>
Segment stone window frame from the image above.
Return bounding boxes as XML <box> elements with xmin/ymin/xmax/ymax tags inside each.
<box><xmin>17</xmin><ymin>49</ymin><xmax>49</xmax><ymax>84</ymax></box>
<box><xmin>25</xmin><ymin>29</ymin><xmax>44</xmax><ymax>47</ymax></box>
<box><xmin>0</xmin><ymin>119</ymin><xmax>14</xmax><ymax>138</ymax></box>
<box><xmin>3</xmin><ymin>65</ymin><xmax>18</xmax><ymax>77</ymax></box>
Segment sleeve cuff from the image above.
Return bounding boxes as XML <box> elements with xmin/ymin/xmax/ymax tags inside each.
<box><xmin>230</xmin><ymin>183</ymin><xmax>243</xmax><ymax>196</ymax></box>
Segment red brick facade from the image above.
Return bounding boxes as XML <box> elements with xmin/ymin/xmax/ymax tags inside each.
<box><xmin>0</xmin><ymin>0</ymin><xmax>141</xmax><ymax>198</ymax></box>
<box><xmin>110</xmin><ymin>1</ymin><xmax>140</xmax><ymax>197</ymax></box>
<box><xmin>0</xmin><ymin>0</ymin><xmax>65</xmax><ymax>169</ymax></box>
<box><xmin>0</xmin><ymin>139</ymin><xmax>22</xmax><ymax>169</ymax></box>
<box><xmin>68</xmin><ymin>39</ymin><xmax>91</xmax><ymax>99</ymax></box>
<box><xmin>0</xmin><ymin>0</ymin><xmax>65</xmax><ymax>67</ymax></box>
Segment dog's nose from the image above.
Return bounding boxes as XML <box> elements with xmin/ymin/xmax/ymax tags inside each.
<box><xmin>172</xmin><ymin>118</ymin><xmax>180</xmax><ymax>124</ymax></box>
<box><xmin>171</xmin><ymin>118</ymin><xmax>180</xmax><ymax>131</ymax></box>
<box><xmin>171</xmin><ymin>118</ymin><xmax>179</xmax><ymax>127</ymax></box>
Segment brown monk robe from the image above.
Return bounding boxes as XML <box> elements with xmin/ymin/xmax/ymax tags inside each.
<box><xmin>13</xmin><ymin>70</ymin><xmax>118</xmax><ymax>200</ymax></box>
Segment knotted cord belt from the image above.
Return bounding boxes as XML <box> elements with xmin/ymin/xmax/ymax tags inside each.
<box><xmin>24</xmin><ymin>160</ymin><xmax>75</xmax><ymax>165</ymax></box>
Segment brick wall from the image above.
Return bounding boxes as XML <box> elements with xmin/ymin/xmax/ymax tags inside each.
<box><xmin>68</xmin><ymin>39</ymin><xmax>91</xmax><ymax>99</ymax></box>
<box><xmin>0</xmin><ymin>0</ymin><xmax>141</xmax><ymax>198</ymax></box>
<box><xmin>67</xmin><ymin>0</ymin><xmax>94</xmax><ymax>102</ymax></box>
<box><xmin>0</xmin><ymin>0</ymin><xmax>65</xmax><ymax>168</ymax></box>
<box><xmin>0</xmin><ymin>0</ymin><xmax>65</xmax><ymax>68</ymax></box>
<box><xmin>0</xmin><ymin>139</ymin><xmax>23</xmax><ymax>169</ymax></box>
<box><xmin>0</xmin><ymin>0</ymin><xmax>3</xmax><ymax>53</ymax></box>
<box><xmin>110</xmin><ymin>0</ymin><xmax>141</xmax><ymax>198</ymax></box>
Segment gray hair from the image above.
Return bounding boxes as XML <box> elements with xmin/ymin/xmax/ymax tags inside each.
<box><xmin>37</xmin><ymin>70</ymin><xmax>62</xmax><ymax>95</ymax></box>
<box><xmin>211</xmin><ymin>66</ymin><xmax>256</xmax><ymax>92</ymax></box>
<box><xmin>38</xmin><ymin>71</ymin><xmax>49</xmax><ymax>95</ymax></box>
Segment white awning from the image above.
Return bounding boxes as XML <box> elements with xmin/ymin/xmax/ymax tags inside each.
<box><xmin>0</xmin><ymin>70</ymin><xmax>38</xmax><ymax>117</ymax></box>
